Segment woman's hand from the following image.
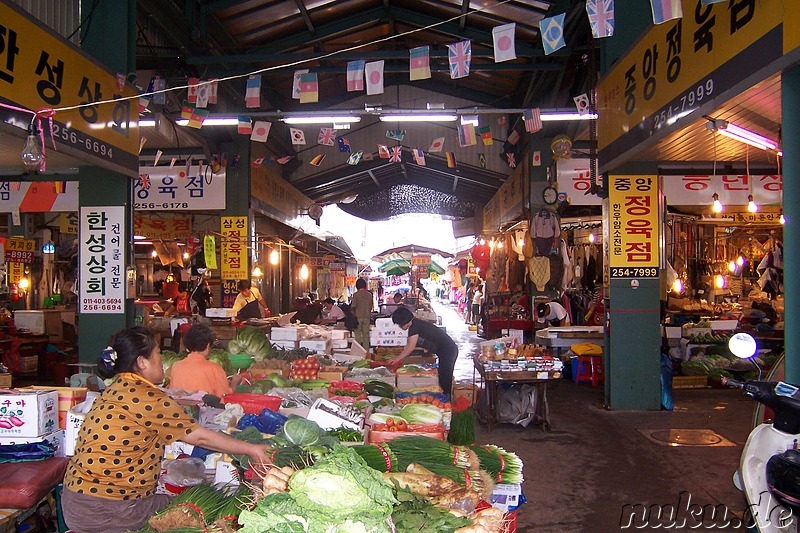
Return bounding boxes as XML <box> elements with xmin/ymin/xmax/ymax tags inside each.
<box><xmin>248</xmin><ymin>444</ymin><xmax>271</xmax><ymax>466</ymax></box>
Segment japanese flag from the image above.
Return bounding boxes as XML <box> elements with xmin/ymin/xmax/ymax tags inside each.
<box><xmin>365</xmin><ymin>60</ymin><xmax>384</xmax><ymax>95</ymax></box>
<box><xmin>250</xmin><ymin>121</ymin><xmax>271</xmax><ymax>142</ymax></box>
<box><xmin>492</xmin><ymin>23</ymin><xmax>516</xmax><ymax>63</ymax></box>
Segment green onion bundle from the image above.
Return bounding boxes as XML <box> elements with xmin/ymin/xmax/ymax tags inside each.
<box><xmin>214</xmin><ymin>483</ymin><xmax>253</xmax><ymax>522</ymax></box>
<box><xmin>468</xmin><ymin>444</ymin><xmax>524</xmax><ymax>484</ymax></box>
<box><xmin>447</xmin><ymin>408</ymin><xmax>476</xmax><ymax>445</ymax></box>
<box><xmin>384</xmin><ymin>436</ymin><xmax>479</xmax><ymax>471</ymax></box>
<box><xmin>147</xmin><ymin>483</ymin><xmax>227</xmax><ymax>531</ymax></box>
<box><xmin>350</xmin><ymin>443</ymin><xmax>398</xmax><ymax>472</ymax></box>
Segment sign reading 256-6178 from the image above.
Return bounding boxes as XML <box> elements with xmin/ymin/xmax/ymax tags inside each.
<box><xmin>609</xmin><ymin>176</ymin><xmax>660</xmax><ymax>279</ymax></box>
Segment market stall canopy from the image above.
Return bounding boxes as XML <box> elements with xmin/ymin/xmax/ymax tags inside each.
<box><xmin>378</xmin><ymin>258</ymin><xmax>445</xmax><ymax>276</ymax></box>
<box><xmin>372</xmin><ymin>244</ymin><xmax>454</xmax><ymax>263</ymax></box>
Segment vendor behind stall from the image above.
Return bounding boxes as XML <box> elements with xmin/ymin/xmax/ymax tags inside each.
<box><xmin>232</xmin><ymin>280</ymin><xmax>269</xmax><ymax>320</ymax></box>
<box><xmin>389</xmin><ymin>307</ymin><xmax>458</xmax><ymax>396</ymax></box>
<box><xmin>537</xmin><ymin>301</ymin><xmax>569</xmax><ymax>327</ymax></box>
<box><xmin>321</xmin><ymin>297</ymin><xmax>346</xmax><ymax>324</ymax></box>
<box><xmin>61</xmin><ymin>326</ymin><xmax>269</xmax><ymax>533</ymax></box>
<box><xmin>168</xmin><ymin>324</ymin><xmax>233</xmax><ymax>397</ymax></box>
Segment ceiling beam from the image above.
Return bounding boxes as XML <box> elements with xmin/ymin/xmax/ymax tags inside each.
<box><xmin>459</xmin><ymin>0</ymin><xmax>470</xmax><ymax>32</ymax></box>
<box><xmin>295</xmin><ymin>0</ymin><xmax>315</xmax><ymax>34</ymax></box>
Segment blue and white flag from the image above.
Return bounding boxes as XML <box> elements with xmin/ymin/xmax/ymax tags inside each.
<box><xmin>540</xmin><ymin>13</ymin><xmax>566</xmax><ymax>55</ymax></box>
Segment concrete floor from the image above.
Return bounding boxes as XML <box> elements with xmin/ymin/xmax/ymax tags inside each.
<box><xmin>434</xmin><ymin>299</ymin><xmax>754</xmax><ymax>532</ymax></box>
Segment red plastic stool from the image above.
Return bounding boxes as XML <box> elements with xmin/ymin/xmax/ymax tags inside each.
<box><xmin>576</xmin><ymin>354</ymin><xmax>604</xmax><ymax>387</ymax></box>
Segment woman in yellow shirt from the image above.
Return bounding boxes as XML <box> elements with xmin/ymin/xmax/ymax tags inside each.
<box><xmin>62</xmin><ymin>326</ymin><xmax>268</xmax><ymax>533</ymax></box>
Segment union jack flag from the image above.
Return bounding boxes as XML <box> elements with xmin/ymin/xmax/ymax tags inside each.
<box><xmin>138</xmin><ymin>173</ymin><xmax>151</xmax><ymax>190</ymax></box>
<box><xmin>506</xmin><ymin>152</ymin><xmax>517</xmax><ymax>168</ymax></box>
<box><xmin>318</xmin><ymin>128</ymin><xmax>337</xmax><ymax>146</ymax></box>
<box><xmin>447</xmin><ymin>40</ymin><xmax>471</xmax><ymax>79</ymax></box>
<box><xmin>389</xmin><ymin>146</ymin><xmax>402</xmax><ymax>163</ymax></box>
<box><xmin>586</xmin><ymin>0</ymin><xmax>615</xmax><ymax>38</ymax></box>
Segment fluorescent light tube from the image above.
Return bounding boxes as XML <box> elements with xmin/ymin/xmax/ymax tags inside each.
<box><xmin>175</xmin><ymin>118</ymin><xmax>240</xmax><ymax>126</ymax></box>
<box><xmin>460</xmin><ymin>115</ymin><xmax>479</xmax><ymax>125</ymax></box>
<box><xmin>282</xmin><ymin>116</ymin><xmax>361</xmax><ymax>124</ymax></box>
<box><xmin>379</xmin><ymin>114</ymin><xmax>458</xmax><ymax>122</ymax></box>
<box><xmin>541</xmin><ymin>112</ymin><xmax>598</xmax><ymax>121</ymax></box>
<box><xmin>138</xmin><ymin>119</ymin><xmax>156</xmax><ymax>127</ymax></box>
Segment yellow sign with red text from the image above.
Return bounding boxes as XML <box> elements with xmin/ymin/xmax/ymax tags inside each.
<box><xmin>608</xmin><ymin>176</ymin><xmax>660</xmax><ymax>279</ymax></box>
<box><xmin>220</xmin><ymin>217</ymin><xmax>248</xmax><ymax>280</ymax></box>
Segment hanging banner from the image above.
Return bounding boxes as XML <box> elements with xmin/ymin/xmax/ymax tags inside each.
<box><xmin>608</xmin><ymin>175</ymin><xmax>660</xmax><ymax>279</ymax></box>
<box><xmin>133</xmin><ymin>214</ymin><xmax>193</xmax><ymax>239</ymax></box>
<box><xmin>204</xmin><ymin>235</ymin><xmax>218</xmax><ymax>270</ymax></box>
<box><xmin>4</xmin><ymin>237</ymin><xmax>35</xmax><ymax>264</ymax></box>
<box><xmin>661</xmin><ymin>174</ymin><xmax>781</xmax><ymax>206</ymax></box>
<box><xmin>0</xmin><ymin>182</ymin><xmax>79</xmax><ymax>213</ymax></box>
<box><xmin>80</xmin><ymin>206</ymin><xmax>125</xmax><ymax>313</ymax></box>
<box><xmin>556</xmin><ymin>158</ymin><xmax>602</xmax><ymax>206</ymax></box>
<box><xmin>598</xmin><ymin>0</ymin><xmax>786</xmax><ymax>168</ymax></box>
<box><xmin>0</xmin><ymin>3</ymin><xmax>138</xmax><ymax>176</ymax></box>
<box><xmin>134</xmin><ymin>167</ymin><xmax>226</xmax><ymax>211</ymax></box>
<box><xmin>220</xmin><ymin>216</ymin><xmax>248</xmax><ymax>280</ymax></box>
<box><xmin>59</xmin><ymin>212</ymin><xmax>78</xmax><ymax>234</ymax></box>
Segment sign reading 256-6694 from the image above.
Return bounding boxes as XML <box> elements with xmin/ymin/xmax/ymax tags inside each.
<box><xmin>609</xmin><ymin>176</ymin><xmax>660</xmax><ymax>279</ymax></box>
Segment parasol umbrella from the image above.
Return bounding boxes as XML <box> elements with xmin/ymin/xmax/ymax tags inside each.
<box><xmin>372</xmin><ymin>244</ymin><xmax>455</xmax><ymax>263</ymax></box>
<box><xmin>378</xmin><ymin>258</ymin><xmax>444</xmax><ymax>276</ymax></box>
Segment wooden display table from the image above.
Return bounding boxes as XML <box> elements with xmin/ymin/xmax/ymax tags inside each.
<box><xmin>472</xmin><ymin>353</ymin><xmax>553</xmax><ymax>432</ymax></box>
<box><xmin>535</xmin><ymin>326</ymin><xmax>604</xmax><ymax>356</ymax></box>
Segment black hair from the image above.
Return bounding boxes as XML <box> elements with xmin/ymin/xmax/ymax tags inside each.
<box><xmin>97</xmin><ymin>326</ymin><xmax>158</xmax><ymax>379</ymax></box>
<box><xmin>536</xmin><ymin>303</ymin><xmax>548</xmax><ymax>316</ymax></box>
<box><xmin>393</xmin><ymin>292</ymin><xmax>404</xmax><ymax>302</ymax></box>
<box><xmin>178</xmin><ymin>281</ymin><xmax>188</xmax><ymax>293</ymax></box>
<box><xmin>323</xmin><ymin>298</ymin><xmax>335</xmax><ymax>305</ymax></box>
<box><xmin>237</xmin><ymin>279</ymin><xmax>252</xmax><ymax>291</ymax></box>
<box><xmin>182</xmin><ymin>324</ymin><xmax>215</xmax><ymax>352</ymax></box>
<box><xmin>392</xmin><ymin>306</ymin><xmax>414</xmax><ymax>326</ymax></box>
<box><xmin>355</xmin><ymin>278</ymin><xmax>367</xmax><ymax>289</ymax></box>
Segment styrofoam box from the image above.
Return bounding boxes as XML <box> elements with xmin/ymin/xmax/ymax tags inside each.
<box><xmin>332</xmin><ymin>339</ymin><xmax>349</xmax><ymax>350</ymax></box>
<box><xmin>374</xmin><ymin>318</ymin><xmax>396</xmax><ymax>330</ymax></box>
<box><xmin>271</xmin><ymin>326</ymin><xmax>307</xmax><ymax>341</ymax></box>
<box><xmin>205</xmin><ymin>307</ymin><xmax>235</xmax><ymax>318</ymax></box>
<box><xmin>0</xmin><ymin>428</ymin><xmax>65</xmax><ymax>457</ymax></box>
<box><xmin>272</xmin><ymin>339</ymin><xmax>299</xmax><ymax>350</ymax></box>
<box><xmin>370</xmin><ymin>338</ymin><xmax>407</xmax><ymax>346</ymax></box>
<box><xmin>65</xmin><ymin>393</ymin><xmax>98</xmax><ymax>456</ymax></box>
<box><xmin>0</xmin><ymin>389</ymin><xmax>58</xmax><ymax>437</ymax></box>
<box><xmin>299</xmin><ymin>339</ymin><xmax>332</xmax><ymax>352</ymax></box>
<box><xmin>710</xmin><ymin>320</ymin><xmax>738</xmax><ymax>330</ymax></box>
<box><xmin>664</xmin><ymin>326</ymin><xmax>682</xmax><ymax>339</ymax></box>
<box><xmin>396</xmin><ymin>375</ymin><xmax>440</xmax><ymax>390</ymax></box>
<box><xmin>374</xmin><ymin>328</ymin><xmax>408</xmax><ymax>337</ymax></box>
<box><xmin>330</xmin><ymin>329</ymin><xmax>350</xmax><ymax>340</ymax></box>
<box><xmin>12</xmin><ymin>310</ymin><xmax>47</xmax><ymax>334</ymax></box>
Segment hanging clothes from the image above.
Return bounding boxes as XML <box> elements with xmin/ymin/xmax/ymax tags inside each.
<box><xmin>528</xmin><ymin>256</ymin><xmax>550</xmax><ymax>291</ymax></box>
<box><xmin>531</xmin><ymin>209</ymin><xmax>560</xmax><ymax>255</ymax></box>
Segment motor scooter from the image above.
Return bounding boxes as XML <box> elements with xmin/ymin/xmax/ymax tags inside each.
<box><xmin>726</xmin><ymin>333</ymin><xmax>800</xmax><ymax>532</ymax></box>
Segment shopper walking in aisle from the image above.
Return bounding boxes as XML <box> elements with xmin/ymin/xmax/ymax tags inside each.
<box><xmin>471</xmin><ymin>283</ymin><xmax>483</xmax><ymax>325</ymax></box>
<box><xmin>62</xmin><ymin>326</ymin><xmax>269</xmax><ymax>533</ymax></box>
<box><xmin>389</xmin><ymin>307</ymin><xmax>458</xmax><ymax>396</ymax></box>
<box><xmin>350</xmin><ymin>278</ymin><xmax>373</xmax><ymax>349</ymax></box>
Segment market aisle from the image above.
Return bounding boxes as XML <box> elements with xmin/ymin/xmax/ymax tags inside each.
<box><xmin>430</xmin><ymin>298</ymin><xmax>481</xmax><ymax>384</ymax></box>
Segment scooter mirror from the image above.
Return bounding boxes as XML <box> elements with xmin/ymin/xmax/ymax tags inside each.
<box><xmin>729</xmin><ymin>332</ymin><xmax>757</xmax><ymax>359</ymax></box>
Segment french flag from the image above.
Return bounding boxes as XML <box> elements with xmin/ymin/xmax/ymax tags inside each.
<box><xmin>649</xmin><ymin>0</ymin><xmax>682</xmax><ymax>24</ymax></box>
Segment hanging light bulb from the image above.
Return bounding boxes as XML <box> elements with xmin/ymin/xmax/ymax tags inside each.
<box><xmin>517</xmin><ymin>238</ymin><xmax>524</xmax><ymax>248</ymax></box>
<box><xmin>489</xmin><ymin>239</ymin><xmax>495</xmax><ymax>250</ymax></box>
<box><xmin>588</xmin><ymin>232</ymin><xmax>596</xmax><ymax>243</ymax></box>
<box><xmin>151</xmin><ymin>250</ymin><xmax>158</xmax><ymax>258</ymax></box>
<box><xmin>671</xmin><ymin>279</ymin><xmax>683</xmax><ymax>294</ymax></box>
<box><xmin>497</xmin><ymin>240</ymin><xmax>504</xmax><ymax>249</ymax></box>
<box><xmin>479</xmin><ymin>238</ymin><xmax>486</xmax><ymax>246</ymax></box>
<box><xmin>747</xmin><ymin>195</ymin><xmax>758</xmax><ymax>213</ymax></box>
<box><xmin>18</xmin><ymin>278</ymin><xmax>29</xmax><ymax>291</ymax></box>
<box><xmin>728</xmin><ymin>261</ymin><xmax>737</xmax><ymax>273</ymax></box>
<box><xmin>711</xmin><ymin>193</ymin><xmax>723</xmax><ymax>213</ymax></box>
<box><xmin>269</xmin><ymin>248</ymin><xmax>280</xmax><ymax>265</ymax></box>
<box><xmin>182</xmin><ymin>252</ymin><xmax>190</xmax><ymax>260</ymax></box>
<box><xmin>780</xmin><ymin>212</ymin><xmax>786</xmax><ymax>225</ymax></box>
<box><xmin>20</xmin><ymin>122</ymin><xmax>43</xmax><ymax>171</ymax></box>
<box><xmin>300</xmin><ymin>264</ymin><xmax>309</xmax><ymax>280</ymax></box>
<box><xmin>252</xmin><ymin>266</ymin><xmax>263</xmax><ymax>278</ymax></box>
<box><xmin>736</xmin><ymin>256</ymin><xmax>744</xmax><ymax>267</ymax></box>
<box><xmin>714</xmin><ymin>275</ymin><xmax>726</xmax><ymax>289</ymax></box>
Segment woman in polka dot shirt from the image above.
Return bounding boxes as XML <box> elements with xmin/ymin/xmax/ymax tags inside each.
<box><xmin>61</xmin><ymin>326</ymin><xmax>270</xmax><ymax>533</ymax></box>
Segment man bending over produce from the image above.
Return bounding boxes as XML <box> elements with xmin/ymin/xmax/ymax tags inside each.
<box><xmin>389</xmin><ymin>307</ymin><xmax>458</xmax><ymax>396</ymax></box>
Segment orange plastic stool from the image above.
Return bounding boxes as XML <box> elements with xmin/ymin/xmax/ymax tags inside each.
<box><xmin>576</xmin><ymin>354</ymin><xmax>604</xmax><ymax>387</ymax></box>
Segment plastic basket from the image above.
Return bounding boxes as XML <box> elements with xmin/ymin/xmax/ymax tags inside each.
<box><xmin>222</xmin><ymin>393</ymin><xmax>283</xmax><ymax>414</ymax></box>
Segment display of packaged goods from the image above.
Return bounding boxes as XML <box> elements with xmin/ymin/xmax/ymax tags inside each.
<box><xmin>271</xmin><ymin>326</ymin><xmax>308</xmax><ymax>341</ymax></box>
<box><xmin>24</xmin><ymin>386</ymin><xmax>88</xmax><ymax>429</ymax></box>
<box><xmin>0</xmin><ymin>389</ymin><xmax>58</xmax><ymax>437</ymax></box>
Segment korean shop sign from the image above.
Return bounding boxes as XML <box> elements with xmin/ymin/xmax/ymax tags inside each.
<box><xmin>80</xmin><ymin>206</ymin><xmax>125</xmax><ymax>314</ymax></box>
<box><xmin>0</xmin><ymin>3</ymin><xmax>138</xmax><ymax>175</ymax></box>
<box><xmin>134</xmin><ymin>167</ymin><xmax>226</xmax><ymax>211</ymax></box>
<box><xmin>662</xmin><ymin>174</ymin><xmax>781</xmax><ymax>206</ymax></box>
<box><xmin>4</xmin><ymin>237</ymin><xmax>34</xmax><ymax>264</ymax></box>
<box><xmin>0</xmin><ymin>181</ymin><xmax>78</xmax><ymax>213</ymax></box>
<box><xmin>609</xmin><ymin>176</ymin><xmax>660</xmax><ymax>279</ymax></box>
<box><xmin>220</xmin><ymin>216</ymin><xmax>248</xmax><ymax>280</ymax></box>
<box><xmin>597</xmin><ymin>0</ymin><xmax>784</xmax><ymax>168</ymax></box>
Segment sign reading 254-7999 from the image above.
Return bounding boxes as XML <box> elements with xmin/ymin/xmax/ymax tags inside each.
<box><xmin>608</xmin><ymin>175</ymin><xmax>660</xmax><ymax>279</ymax></box>
<box><xmin>0</xmin><ymin>3</ymin><xmax>138</xmax><ymax>175</ymax></box>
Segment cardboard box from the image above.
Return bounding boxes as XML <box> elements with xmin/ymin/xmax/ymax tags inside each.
<box><xmin>374</xmin><ymin>318</ymin><xmax>395</xmax><ymax>330</ymax></box>
<box><xmin>18</xmin><ymin>355</ymin><xmax>38</xmax><ymax>374</ymax></box>
<box><xmin>370</xmin><ymin>337</ymin><xmax>407</xmax><ymax>347</ymax></box>
<box><xmin>0</xmin><ymin>389</ymin><xmax>58</xmax><ymax>437</ymax></box>
<box><xmin>271</xmin><ymin>326</ymin><xmax>307</xmax><ymax>341</ymax></box>
<box><xmin>25</xmin><ymin>386</ymin><xmax>88</xmax><ymax>429</ymax></box>
<box><xmin>299</xmin><ymin>339</ymin><xmax>332</xmax><ymax>354</ymax></box>
<box><xmin>0</xmin><ymin>375</ymin><xmax>10</xmax><ymax>389</ymax></box>
<box><xmin>490</xmin><ymin>483</ymin><xmax>523</xmax><ymax>512</ymax></box>
<box><xmin>65</xmin><ymin>393</ymin><xmax>99</xmax><ymax>456</ymax></box>
<box><xmin>452</xmin><ymin>384</ymin><xmax>475</xmax><ymax>404</ymax></box>
<box><xmin>0</xmin><ymin>428</ymin><xmax>65</xmax><ymax>457</ymax></box>
<box><xmin>396</xmin><ymin>375</ymin><xmax>440</xmax><ymax>391</ymax></box>
<box><xmin>332</xmin><ymin>339</ymin><xmax>349</xmax><ymax>350</ymax></box>
<box><xmin>329</xmin><ymin>329</ymin><xmax>350</xmax><ymax>340</ymax></box>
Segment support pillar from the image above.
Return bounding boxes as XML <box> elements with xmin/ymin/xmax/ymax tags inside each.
<box><xmin>782</xmin><ymin>65</ymin><xmax>800</xmax><ymax>384</ymax></box>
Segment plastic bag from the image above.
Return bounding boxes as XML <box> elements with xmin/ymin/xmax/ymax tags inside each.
<box><xmin>162</xmin><ymin>457</ymin><xmax>206</xmax><ymax>487</ymax></box>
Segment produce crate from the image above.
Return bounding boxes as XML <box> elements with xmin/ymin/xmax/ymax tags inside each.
<box><xmin>672</xmin><ymin>375</ymin><xmax>708</xmax><ymax>389</ymax></box>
